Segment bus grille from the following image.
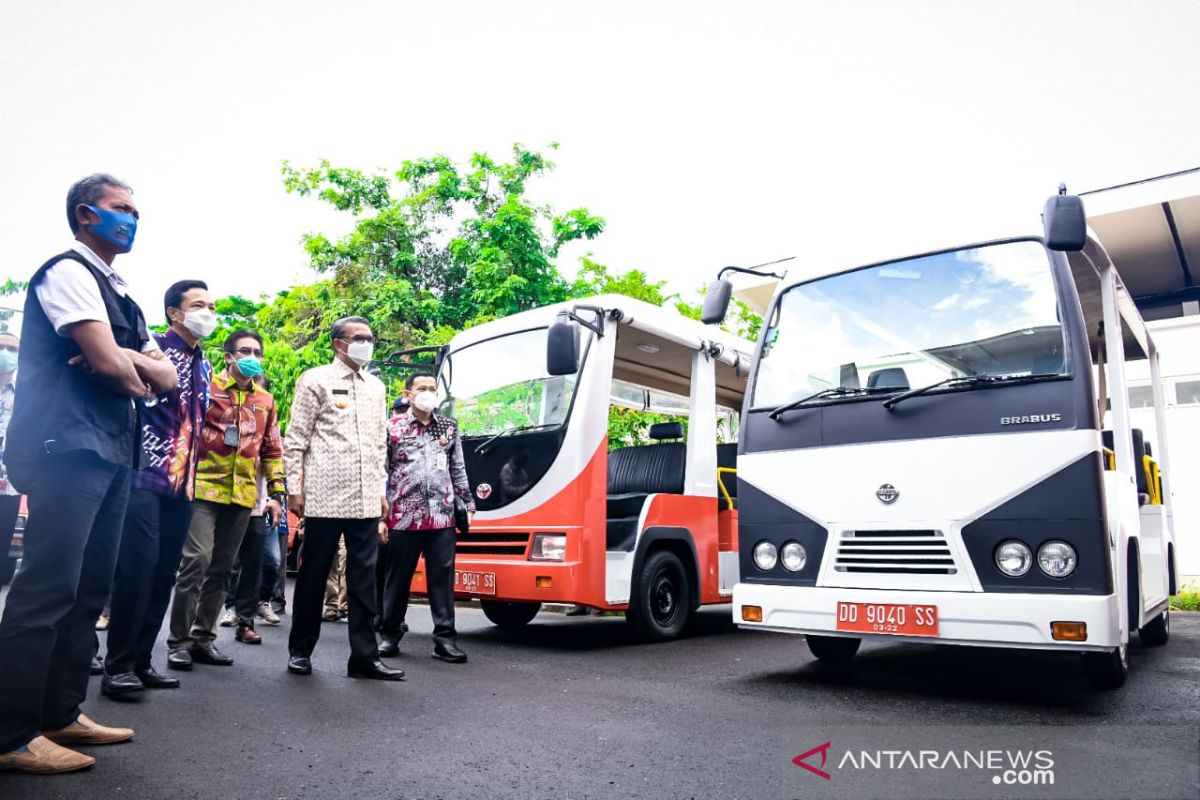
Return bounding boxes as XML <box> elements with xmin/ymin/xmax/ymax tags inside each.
<box><xmin>455</xmin><ymin>531</ymin><xmax>531</xmax><ymax>558</ymax></box>
<box><xmin>834</xmin><ymin>530</ymin><xmax>957</xmax><ymax>575</ymax></box>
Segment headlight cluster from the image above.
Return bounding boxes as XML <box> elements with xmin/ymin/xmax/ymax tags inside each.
<box><xmin>753</xmin><ymin>540</ymin><xmax>806</xmax><ymax>572</ymax></box>
<box><xmin>994</xmin><ymin>540</ymin><xmax>1076</xmax><ymax>578</ymax></box>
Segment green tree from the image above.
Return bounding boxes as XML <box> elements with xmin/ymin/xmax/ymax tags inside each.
<box><xmin>0</xmin><ymin>280</ymin><xmax>27</xmax><ymax>334</ymax></box>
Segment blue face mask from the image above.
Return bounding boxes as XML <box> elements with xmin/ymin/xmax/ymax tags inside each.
<box><xmin>83</xmin><ymin>204</ymin><xmax>137</xmax><ymax>252</ymax></box>
<box><xmin>0</xmin><ymin>350</ymin><xmax>17</xmax><ymax>373</ymax></box>
<box><xmin>235</xmin><ymin>356</ymin><xmax>264</xmax><ymax>378</ymax></box>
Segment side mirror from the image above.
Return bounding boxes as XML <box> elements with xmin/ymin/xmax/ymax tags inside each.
<box><xmin>701</xmin><ymin>279</ymin><xmax>733</xmax><ymax>325</ymax></box>
<box><xmin>546</xmin><ymin>313</ymin><xmax>580</xmax><ymax>376</ymax></box>
<box><xmin>1043</xmin><ymin>189</ymin><xmax>1087</xmax><ymax>252</ymax></box>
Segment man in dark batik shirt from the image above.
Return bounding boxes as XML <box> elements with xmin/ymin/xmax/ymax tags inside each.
<box><xmin>379</xmin><ymin>372</ymin><xmax>474</xmax><ymax>663</ymax></box>
<box><xmin>101</xmin><ymin>280</ymin><xmax>214</xmax><ymax>697</ymax></box>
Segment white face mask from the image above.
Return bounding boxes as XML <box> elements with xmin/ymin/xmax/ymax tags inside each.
<box><xmin>346</xmin><ymin>340</ymin><xmax>374</xmax><ymax>367</ymax></box>
<box><xmin>412</xmin><ymin>391</ymin><xmax>439</xmax><ymax>414</ymax></box>
<box><xmin>181</xmin><ymin>309</ymin><xmax>217</xmax><ymax>339</ymax></box>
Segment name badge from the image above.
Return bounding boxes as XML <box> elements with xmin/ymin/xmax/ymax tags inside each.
<box><xmin>223</xmin><ymin>425</ymin><xmax>240</xmax><ymax>447</ymax></box>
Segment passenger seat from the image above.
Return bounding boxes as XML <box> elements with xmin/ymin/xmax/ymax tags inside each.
<box><xmin>606</xmin><ymin>422</ymin><xmax>686</xmax><ymax>551</ymax></box>
<box><xmin>867</xmin><ymin>367</ymin><xmax>910</xmax><ymax>391</ymax></box>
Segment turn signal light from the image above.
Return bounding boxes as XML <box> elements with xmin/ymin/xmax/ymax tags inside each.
<box><xmin>1051</xmin><ymin>621</ymin><xmax>1087</xmax><ymax>641</ymax></box>
<box><xmin>535</xmin><ymin>576</ymin><xmax>553</xmax><ymax>589</ymax></box>
<box><xmin>742</xmin><ymin>605</ymin><xmax>763</xmax><ymax>622</ymax></box>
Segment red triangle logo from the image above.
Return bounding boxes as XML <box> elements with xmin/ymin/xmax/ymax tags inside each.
<box><xmin>792</xmin><ymin>741</ymin><xmax>833</xmax><ymax>780</ymax></box>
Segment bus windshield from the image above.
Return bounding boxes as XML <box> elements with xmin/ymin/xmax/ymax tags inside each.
<box><xmin>442</xmin><ymin>327</ymin><xmax>582</xmax><ymax>437</ymax></box>
<box><xmin>752</xmin><ymin>240</ymin><xmax>1067</xmax><ymax>409</ymax></box>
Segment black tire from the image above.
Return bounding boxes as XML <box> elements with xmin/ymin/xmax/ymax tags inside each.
<box><xmin>480</xmin><ymin>600</ymin><xmax>541</xmax><ymax>629</ymax></box>
<box><xmin>1082</xmin><ymin>644</ymin><xmax>1128</xmax><ymax>689</ymax></box>
<box><xmin>1139</xmin><ymin>606</ymin><xmax>1170</xmax><ymax>646</ymax></box>
<box><xmin>806</xmin><ymin>634</ymin><xmax>861</xmax><ymax>663</ymax></box>
<box><xmin>626</xmin><ymin>550</ymin><xmax>691</xmax><ymax>642</ymax></box>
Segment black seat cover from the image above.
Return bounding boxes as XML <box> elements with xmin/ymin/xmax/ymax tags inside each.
<box><xmin>717</xmin><ymin>443</ymin><xmax>738</xmax><ymax>510</ymax></box>
<box><xmin>608</xmin><ymin>442</ymin><xmax>686</xmax><ymax>497</ymax></box>
<box><xmin>606</xmin><ymin>442</ymin><xmax>686</xmax><ymax>550</ymax></box>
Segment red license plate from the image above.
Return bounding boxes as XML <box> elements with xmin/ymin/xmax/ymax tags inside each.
<box><xmin>835</xmin><ymin>601</ymin><xmax>939</xmax><ymax>637</ymax></box>
<box><xmin>454</xmin><ymin>570</ymin><xmax>496</xmax><ymax>596</ymax></box>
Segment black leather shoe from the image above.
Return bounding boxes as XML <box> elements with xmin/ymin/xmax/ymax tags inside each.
<box><xmin>100</xmin><ymin>672</ymin><xmax>145</xmax><ymax>697</ymax></box>
<box><xmin>167</xmin><ymin>648</ymin><xmax>194</xmax><ymax>671</ymax></box>
<box><xmin>136</xmin><ymin>666</ymin><xmax>180</xmax><ymax>689</ymax></box>
<box><xmin>347</xmin><ymin>659</ymin><xmax>405</xmax><ymax>681</ymax></box>
<box><xmin>90</xmin><ymin>655</ymin><xmax>104</xmax><ymax>676</ymax></box>
<box><xmin>287</xmin><ymin>655</ymin><xmax>312</xmax><ymax>675</ymax></box>
<box><xmin>189</xmin><ymin>645</ymin><xmax>234</xmax><ymax>666</ymax></box>
<box><xmin>432</xmin><ymin>642</ymin><xmax>468</xmax><ymax>663</ymax></box>
<box><xmin>377</xmin><ymin>634</ymin><xmax>401</xmax><ymax>658</ymax></box>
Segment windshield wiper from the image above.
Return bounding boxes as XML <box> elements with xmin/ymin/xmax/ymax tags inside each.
<box><xmin>769</xmin><ymin>386</ymin><xmax>897</xmax><ymax>421</ymax></box>
<box><xmin>882</xmin><ymin>372</ymin><xmax>1064</xmax><ymax>410</ymax></box>
<box><xmin>475</xmin><ymin>423</ymin><xmax>562</xmax><ymax>454</ymax></box>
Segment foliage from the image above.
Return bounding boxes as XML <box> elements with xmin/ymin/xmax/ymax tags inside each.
<box><xmin>0</xmin><ymin>280</ymin><xmax>26</xmax><ymax>334</ymax></box>
<box><xmin>216</xmin><ymin>143</ymin><xmax>754</xmax><ymax>438</ymax></box>
<box><xmin>1173</xmin><ymin>591</ymin><xmax>1200</xmax><ymax>612</ymax></box>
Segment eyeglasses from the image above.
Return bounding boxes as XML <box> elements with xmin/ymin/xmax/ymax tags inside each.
<box><xmin>0</xmin><ymin>345</ymin><xmax>16</xmax><ymax>353</ymax></box>
<box><xmin>340</xmin><ymin>335</ymin><xmax>375</xmax><ymax>344</ymax></box>
<box><xmin>233</xmin><ymin>347</ymin><xmax>263</xmax><ymax>357</ymax></box>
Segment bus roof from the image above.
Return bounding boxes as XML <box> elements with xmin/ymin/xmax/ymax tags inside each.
<box><xmin>449</xmin><ymin>293</ymin><xmax>755</xmax><ymax>368</ymax></box>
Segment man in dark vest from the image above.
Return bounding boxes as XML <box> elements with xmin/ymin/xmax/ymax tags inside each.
<box><xmin>0</xmin><ymin>174</ymin><xmax>178</xmax><ymax>774</ymax></box>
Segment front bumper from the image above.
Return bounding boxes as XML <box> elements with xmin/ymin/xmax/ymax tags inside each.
<box><xmin>733</xmin><ymin>582</ymin><xmax>1120</xmax><ymax>651</ymax></box>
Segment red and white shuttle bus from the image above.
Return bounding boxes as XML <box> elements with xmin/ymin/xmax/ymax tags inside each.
<box><xmin>405</xmin><ymin>294</ymin><xmax>754</xmax><ymax>640</ymax></box>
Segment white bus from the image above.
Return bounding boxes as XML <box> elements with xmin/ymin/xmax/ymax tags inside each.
<box><xmin>703</xmin><ymin>191</ymin><xmax>1176</xmax><ymax>688</ymax></box>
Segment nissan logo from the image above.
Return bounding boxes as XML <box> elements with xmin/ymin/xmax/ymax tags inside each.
<box><xmin>876</xmin><ymin>484</ymin><xmax>899</xmax><ymax>504</ymax></box>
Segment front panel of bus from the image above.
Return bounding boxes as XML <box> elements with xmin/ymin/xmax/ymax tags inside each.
<box><xmin>733</xmin><ymin>239</ymin><xmax>1120</xmax><ymax>649</ymax></box>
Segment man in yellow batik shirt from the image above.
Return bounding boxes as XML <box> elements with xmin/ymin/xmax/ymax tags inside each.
<box><xmin>166</xmin><ymin>330</ymin><xmax>284</xmax><ymax>669</ymax></box>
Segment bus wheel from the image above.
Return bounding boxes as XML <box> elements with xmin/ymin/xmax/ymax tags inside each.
<box><xmin>1139</xmin><ymin>606</ymin><xmax>1169</xmax><ymax>646</ymax></box>
<box><xmin>1081</xmin><ymin>644</ymin><xmax>1128</xmax><ymax>689</ymax></box>
<box><xmin>627</xmin><ymin>550</ymin><xmax>690</xmax><ymax>642</ymax></box>
<box><xmin>806</xmin><ymin>634</ymin><xmax>861</xmax><ymax>663</ymax></box>
<box><xmin>480</xmin><ymin>601</ymin><xmax>541</xmax><ymax>629</ymax></box>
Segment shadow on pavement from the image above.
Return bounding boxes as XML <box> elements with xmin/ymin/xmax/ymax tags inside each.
<box><xmin>460</xmin><ymin>606</ymin><xmax>741</xmax><ymax>652</ymax></box>
<box><xmin>736</xmin><ymin>634</ymin><xmax>1184</xmax><ymax>712</ymax></box>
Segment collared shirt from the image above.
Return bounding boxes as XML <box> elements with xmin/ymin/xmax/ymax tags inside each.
<box><xmin>285</xmin><ymin>358</ymin><xmax>387</xmax><ymax>520</ymax></box>
<box><xmin>386</xmin><ymin>410</ymin><xmax>474</xmax><ymax>531</ymax></box>
<box><xmin>131</xmin><ymin>329</ymin><xmax>211</xmax><ymax>498</ymax></box>
<box><xmin>0</xmin><ymin>377</ymin><xmax>17</xmax><ymax>496</ymax></box>
<box><xmin>34</xmin><ymin>242</ymin><xmax>157</xmax><ymax>351</ymax></box>
<box><xmin>194</xmin><ymin>371</ymin><xmax>285</xmax><ymax>509</ymax></box>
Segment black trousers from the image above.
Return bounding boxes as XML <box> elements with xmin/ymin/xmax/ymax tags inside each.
<box><xmin>104</xmin><ymin>488</ymin><xmax>193</xmax><ymax>675</ymax></box>
<box><xmin>288</xmin><ymin>517</ymin><xmax>379</xmax><ymax>663</ymax></box>
<box><xmin>381</xmin><ymin>527</ymin><xmax>457</xmax><ymax>647</ymax></box>
<box><xmin>0</xmin><ymin>452</ymin><xmax>130</xmax><ymax>752</ymax></box>
<box><xmin>229</xmin><ymin>515</ymin><xmax>267</xmax><ymax>625</ymax></box>
<box><xmin>0</xmin><ymin>494</ymin><xmax>21</xmax><ymax>586</ymax></box>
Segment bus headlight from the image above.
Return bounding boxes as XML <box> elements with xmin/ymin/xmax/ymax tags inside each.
<box><xmin>780</xmin><ymin>541</ymin><xmax>807</xmax><ymax>572</ymax></box>
<box><xmin>753</xmin><ymin>541</ymin><xmax>778</xmax><ymax>571</ymax></box>
<box><xmin>530</xmin><ymin>533</ymin><xmax>566</xmax><ymax>561</ymax></box>
<box><xmin>995</xmin><ymin>540</ymin><xmax>1033</xmax><ymax>577</ymax></box>
<box><xmin>1038</xmin><ymin>541</ymin><xmax>1077</xmax><ymax>578</ymax></box>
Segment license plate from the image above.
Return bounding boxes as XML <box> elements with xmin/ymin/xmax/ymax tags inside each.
<box><xmin>454</xmin><ymin>570</ymin><xmax>496</xmax><ymax>596</ymax></box>
<box><xmin>835</xmin><ymin>601</ymin><xmax>939</xmax><ymax>637</ymax></box>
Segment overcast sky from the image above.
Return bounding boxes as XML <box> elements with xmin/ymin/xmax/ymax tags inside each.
<box><xmin>1</xmin><ymin>0</ymin><xmax>1197</xmax><ymax>325</ymax></box>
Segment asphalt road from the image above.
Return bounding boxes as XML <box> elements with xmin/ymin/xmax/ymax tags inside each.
<box><xmin>0</xmin><ymin>595</ymin><xmax>1198</xmax><ymax>800</ymax></box>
